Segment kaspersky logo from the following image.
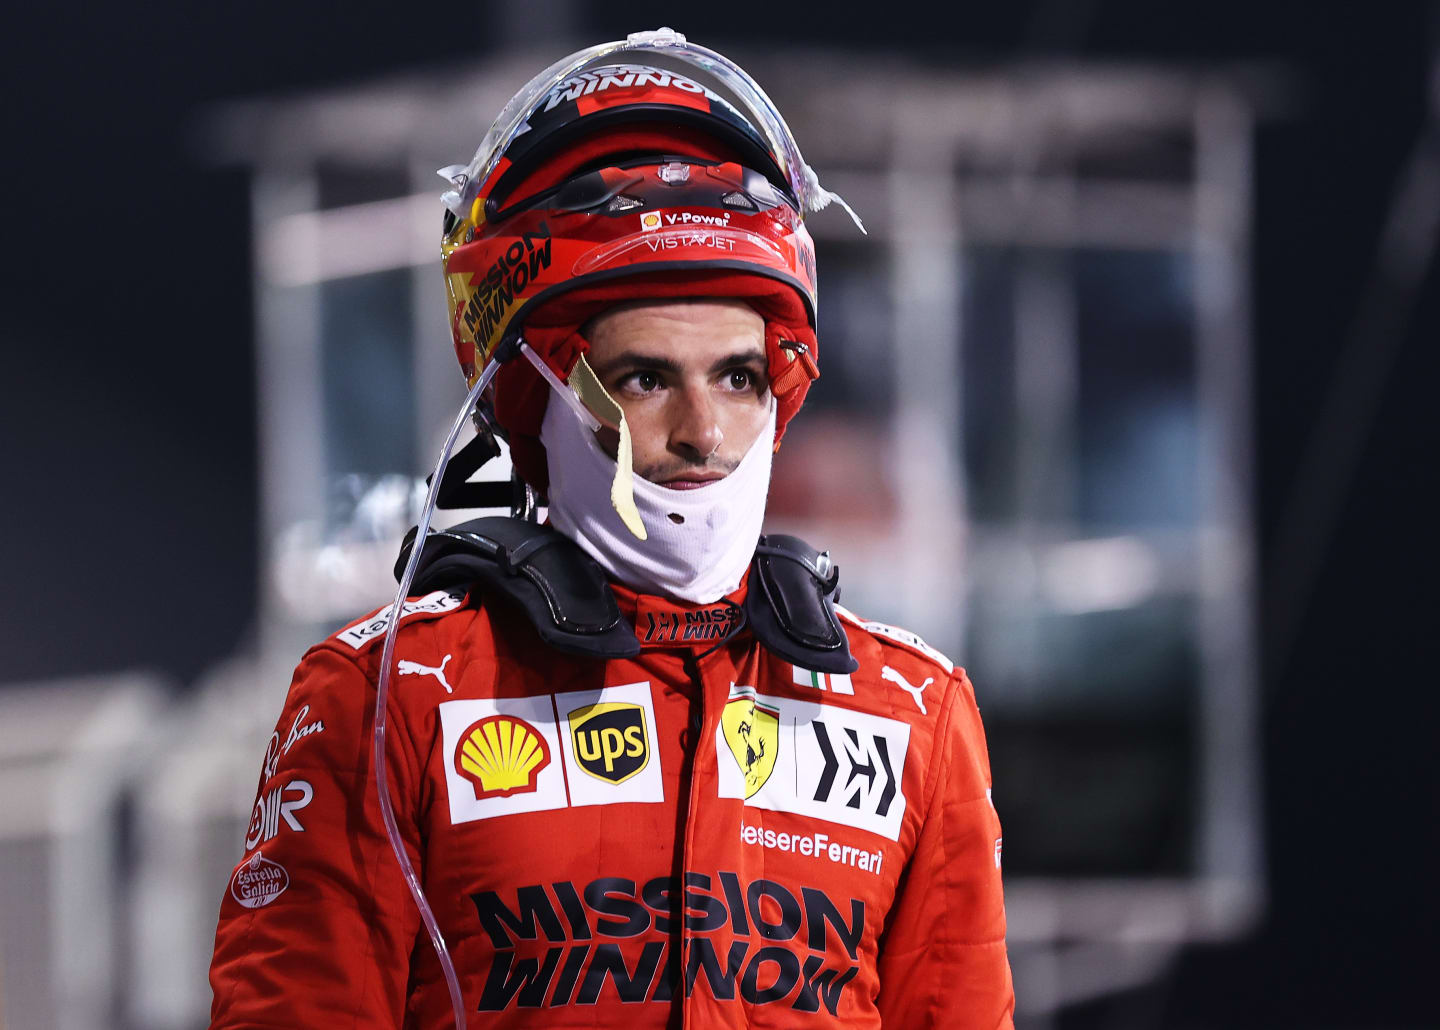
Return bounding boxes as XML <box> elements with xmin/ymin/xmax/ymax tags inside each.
<box><xmin>455</xmin><ymin>715</ymin><xmax>551</xmax><ymax>799</ymax></box>
<box><xmin>721</xmin><ymin>687</ymin><xmax>779</xmax><ymax>799</ymax></box>
<box><xmin>568</xmin><ymin>702</ymin><xmax>649</xmax><ymax>784</ymax></box>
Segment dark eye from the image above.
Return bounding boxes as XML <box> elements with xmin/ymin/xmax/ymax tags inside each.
<box><xmin>728</xmin><ymin>370</ymin><xmax>752</xmax><ymax>390</ymax></box>
<box><xmin>624</xmin><ymin>371</ymin><xmax>660</xmax><ymax>393</ymax></box>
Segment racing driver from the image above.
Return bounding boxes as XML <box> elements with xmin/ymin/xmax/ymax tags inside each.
<box><xmin>208</xmin><ymin>29</ymin><xmax>1013</xmax><ymax>1029</ymax></box>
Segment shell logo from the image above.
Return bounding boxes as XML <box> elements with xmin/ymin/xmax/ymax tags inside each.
<box><xmin>640</xmin><ymin>211</ymin><xmax>662</xmax><ymax>232</ymax></box>
<box><xmin>454</xmin><ymin>715</ymin><xmax>551</xmax><ymax>799</ymax></box>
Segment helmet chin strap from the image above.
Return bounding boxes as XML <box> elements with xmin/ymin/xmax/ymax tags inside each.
<box><xmin>520</xmin><ymin>341</ymin><xmax>648</xmax><ymax>541</ymax></box>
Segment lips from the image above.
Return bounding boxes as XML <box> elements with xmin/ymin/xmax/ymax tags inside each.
<box><xmin>658</xmin><ymin>473</ymin><xmax>726</xmax><ymax>490</ymax></box>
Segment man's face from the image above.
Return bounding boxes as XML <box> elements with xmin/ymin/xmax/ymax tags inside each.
<box><xmin>583</xmin><ymin>299</ymin><xmax>772</xmax><ymax>489</ymax></box>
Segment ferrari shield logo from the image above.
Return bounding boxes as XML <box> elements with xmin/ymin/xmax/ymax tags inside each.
<box><xmin>722</xmin><ymin>688</ymin><xmax>779</xmax><ymax>799</ymax></box>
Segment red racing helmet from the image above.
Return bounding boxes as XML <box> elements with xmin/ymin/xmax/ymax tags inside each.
<box><xmin>439</xmin><ymin>31</ymin><xmax>859</xmax><ymax>489</ymax></box>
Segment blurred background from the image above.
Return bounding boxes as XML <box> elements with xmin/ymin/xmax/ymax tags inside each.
<box><xmin>2</xmin><ymin>2</ymin><xmax>1435</xmax><ymax>1027</ymax></box>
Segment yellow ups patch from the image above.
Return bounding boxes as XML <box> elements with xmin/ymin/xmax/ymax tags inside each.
<box><xmin>568</xmin><ymin>702</ymin><xmax>649</xmax><ymax>784</ymax></box>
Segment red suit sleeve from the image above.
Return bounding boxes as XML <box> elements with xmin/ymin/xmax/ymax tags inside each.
<box><xmin>876</xmin><ymin>669</ymin><xmax>1014</xmax><ymax>1028</ymax></box>
<box><xmin>208</xmin><ymin>645</ymin><xmax>424</xmax><ymax>1029</ymax></box>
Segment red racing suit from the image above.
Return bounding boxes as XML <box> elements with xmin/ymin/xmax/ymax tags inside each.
<box><xmin>208</xmin><ymin>579</ymin><xmax>1013</xmax><ymax>1028</ymax></box>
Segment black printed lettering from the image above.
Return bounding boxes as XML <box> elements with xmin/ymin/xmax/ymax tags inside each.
<box><xmin>526</xmin><ymin>235</ymin><xmax>553</xmax><ymax>279</ymax></box>
<box><xmin>802</xmin><ymin>887</ymin><xmax>865</xmax><ymax>960</ymax></box>
<box><xmin>552</xmin><ymin>880</ymin><xmax>593</xmax><ymax>940</ymax></box>
<box><xmin>464</xmin><ymin>223</ymin><xmax>552</xmax><ymax>344</ymax></box>
<box><xmin>575</xmin><ymin>941</ymin><xmax>665</xmax><ymax>1005</ymax></box>
<box><xmin>682</xmin><ymin>871</ymin><xmax>728</xmax><ymax>933</ymax></box>
<box><xmin>685</xmin><ymin>938</ymin><xmax>748</xmax><ymax>1001</ymax></box>
<box><xmin>584</xmin><ymin>877</ymin><xmax>650</xmax><ymax>938</ymax></box>
<box><xmin>746</xmin><ymin>879</ymin><xmax>802</xmax><ymax>942</ymax></box>
<box><xmin>470</xmin><ymin>885</ymin><xmax>566</xmax><ymax>949</ymax></box>
<box><xmin>477</xmin><ymin>947</ymin><xmax>562</xmax><ymax>1011</ymax></box>
<box><xmin>651</xmin><ymin>938</ymin><xmax>680</xmax><ymax>1002</ymax></box>
<box><xmin>740</xmin><ymin>946</ymin><xmax>801</xmax><ymax>1004</ymax></box>
<box><xmin>718</xmin><ymin>870</ymin><xmax>750</xmax><ymax>935</ymax></box>
<box><xmin>792</xmin><ymin>955</ymin><xmax>860</xmax><ymax>1014</ymax></box>
<box><xmin>642</xmin><ymin>875</ymin><xmax>676</xmax><ymax>935</ymax></box>
<box><xmin>548</xmin><ymin>945</ymin><xmax>589</xmax><ymax>1007</ymax></box>
<box><xmin>471</xmin><ymin>872</ymin><xmax>869</xmax><ymax>1013</ymax></box>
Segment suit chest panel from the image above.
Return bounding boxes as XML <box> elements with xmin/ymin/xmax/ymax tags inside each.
<box><xmin>408</xmin><ymin>647</ymin><xmax>918</xmax><ymax>1023</ymax></box>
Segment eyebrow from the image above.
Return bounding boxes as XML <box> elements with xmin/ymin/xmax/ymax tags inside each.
<box><xmin>591</xmin><ymin>348</ymin><xmax>768</xmax><ymax>379</ymax></box>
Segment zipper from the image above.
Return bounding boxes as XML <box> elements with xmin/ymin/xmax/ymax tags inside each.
<box><xmin>675</xmin><ymin>608</ymin><xmax>744</xmax><ymax>1027</ymax></box>
<box><xmin>676</xmin><ymin>652</ymin><xmax>708</xmax><ymax>1030</ymax></box>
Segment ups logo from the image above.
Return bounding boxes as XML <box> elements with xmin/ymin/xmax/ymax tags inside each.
<box><xmin>568</xmin><ymin>702</ymin><xmax>649</xmax><ymax>784</ymax></box>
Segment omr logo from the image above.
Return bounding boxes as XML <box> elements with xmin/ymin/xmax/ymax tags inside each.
<box><xmin>568</xmin><ymin>702</ymin><xmax>648</xmax><ymax>784</ymax></box>
<box><xmin>455</xmin><ymin>716</ymin><xmax>551</xmax><ymax>799</ymax></box>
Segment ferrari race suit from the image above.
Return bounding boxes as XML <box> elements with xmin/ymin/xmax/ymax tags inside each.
<box><xmin>208</xmin><ymin>575</ymin><xmax>1013</xmax><ymax>1028</ymax></box>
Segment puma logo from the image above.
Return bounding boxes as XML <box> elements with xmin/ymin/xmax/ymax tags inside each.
<box><xmin>881</xmin><ymin>665</ymin><xmax>933</xmax><ymax>714</ymax></box>
<box><xmin>398</xmin><ymin>654</ymin><xmax>453</xmax><ymax>694</ymax></box>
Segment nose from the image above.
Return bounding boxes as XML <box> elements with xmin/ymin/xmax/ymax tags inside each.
<box><xmin>668</xmin><ymin>384</ymin><xmax>723</xmax><ymax>461</ymax></box>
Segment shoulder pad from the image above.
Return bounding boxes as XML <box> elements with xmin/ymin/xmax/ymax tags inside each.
<box><xmin>834</xmin><ymin>604</ymin><xmax>955</xmax><ymax>674</ymax></box>
<box><xmin>746</xmin><ymin>535</ymin><xmax>859</xmax><ymax>675</ymax></box>
<box><xmin>396</xmin><ymin>518</ymin><xmax>640</xmax><ymax>660</ymax></box>
<box><xmin>395</xmin><ymin>521</ymin><xmax>858</xmax><ymax>672</ymax></box>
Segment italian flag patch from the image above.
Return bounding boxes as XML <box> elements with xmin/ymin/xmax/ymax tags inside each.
<box><xmin>791</xmin><ymin>665</ymin><xmax>854</xmax><ymax>695</ymax></box>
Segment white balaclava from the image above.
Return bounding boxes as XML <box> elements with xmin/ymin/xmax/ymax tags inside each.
<box><xmin>532</xmin><ymin>348</ymin><xmax>775</xmax><ymax>605</ymax></box>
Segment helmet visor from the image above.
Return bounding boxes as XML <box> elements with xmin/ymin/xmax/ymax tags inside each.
<box><xmin>440</xmin><ymin>28</ymin><xmax>862</xmax><ymax>231</ymax></box>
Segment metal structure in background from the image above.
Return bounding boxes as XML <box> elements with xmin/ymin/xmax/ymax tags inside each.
<box><xmin>0</xmin><ymin>49</ymin><xmax>1274</xmax><ymax>1030</ymax></box>
<box><xmin>0</xmin><ymin>675</ymin><xmax>170</xmax><ymax>1030</ymax></box>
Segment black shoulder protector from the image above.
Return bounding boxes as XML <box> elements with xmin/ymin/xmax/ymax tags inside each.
<box><xmin>396</xmin><ymin>518</ymin><xmax>858</xmax><ymax>672</ymax></box>
<box><xmin>745</xmin><ymin>535</ymin><xmax>859</xmax><ymax>675</ymax></box>
<box><xmin>395</xmin><ymin>518</ymin><xmax>641</xmax><ymax>659</ymax></box>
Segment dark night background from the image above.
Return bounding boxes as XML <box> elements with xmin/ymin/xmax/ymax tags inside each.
<box><xmin>3</xmin><ymin>2</ymin><xmax>1434</xmax><ymax>1025</ymax></box>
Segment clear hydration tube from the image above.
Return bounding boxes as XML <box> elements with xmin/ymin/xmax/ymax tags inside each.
<box><xmin>438</xmin><ymin>27</ymin><xmax>864</xmax><ymax>233</ymax></box>
<box><xmin>373</xmin><ymin>362</ymin><xmax>499</xmax><ymax>1030</ymax></box>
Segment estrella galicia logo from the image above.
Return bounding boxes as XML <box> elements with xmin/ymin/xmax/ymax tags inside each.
<box><xmin>229</xmin><ymin>851</ymin><xmax>289</xmax><ymax>909</ymax></box>
<box><xmin>568</xmin><ymin>702</ymin><xmax>649</xmax><ymax>784</ymax></box>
